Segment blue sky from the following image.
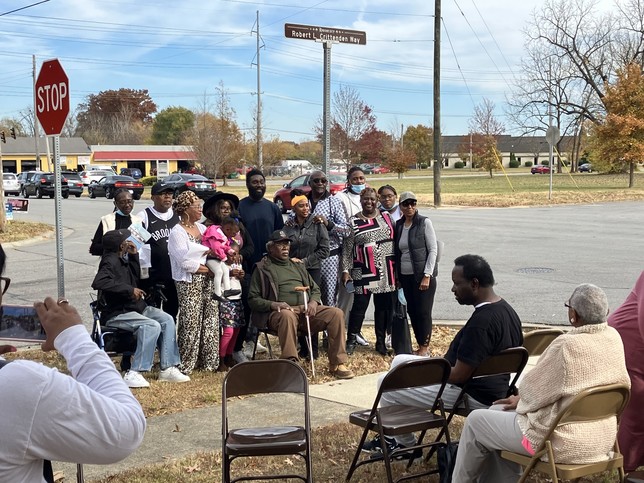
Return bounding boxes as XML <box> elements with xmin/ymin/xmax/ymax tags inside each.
<box><xmin>0</xmin><ymin>0</ymin><xmax>607</xmax><ymax>143</ymax></box>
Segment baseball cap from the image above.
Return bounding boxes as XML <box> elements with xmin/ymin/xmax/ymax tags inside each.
<box><xmin>151</xmin><ymin>181</ymin><xmax>173</xmax><ymax>195</ymax></box>
<box><xmin>102</xmin><ymin>229</ymin><xmax>130</xmax><ymax>253</ymax></box>
<box><xmin>399</xmin><ymin>191</ymin><xmax>417</xmax><ymax>204</ymax></box>
<box><xmin>268</xmin><ymin>230</ymin><xmax>293</xmax><ymax>243</ymax></box>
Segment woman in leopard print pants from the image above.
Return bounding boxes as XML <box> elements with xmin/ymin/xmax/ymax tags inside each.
<box><xmin>168</xmin><ymin>191</ymin><xmax>219</xmax><ymax>373</ymax></box>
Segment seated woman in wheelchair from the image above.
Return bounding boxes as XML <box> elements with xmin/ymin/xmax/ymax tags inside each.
<box><xmin>452</xmin><ymin>284</ymin><xmax>631</xmax><ymax>482</ymax></box>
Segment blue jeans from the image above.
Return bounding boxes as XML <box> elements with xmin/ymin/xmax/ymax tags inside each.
<box><xmin>106</xmin><ymin>306</ymin><xmax>181</xmax><ymax>371</ymax></box>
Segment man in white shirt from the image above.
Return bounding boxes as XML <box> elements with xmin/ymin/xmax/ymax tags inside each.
<box><xmin>0</xmin><ymin>245</ymin><xmax>146</xmax><ymax>481</ymax></box>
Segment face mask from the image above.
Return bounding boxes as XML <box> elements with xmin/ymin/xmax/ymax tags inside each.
<box><xmin>115</xmin><ymin>209</ymin><xmax>127</xmax><ymax>216</ymax></box>
<box><xmin>351</xmin><ymin>183</ymin><xmax>366</xmax><ymax>194</ymax></box>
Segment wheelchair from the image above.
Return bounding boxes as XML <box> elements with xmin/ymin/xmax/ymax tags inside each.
<box><xmin>90</xmin><ymin>296</ymin><xmax>136</xmax><ymax>372</ymax></box>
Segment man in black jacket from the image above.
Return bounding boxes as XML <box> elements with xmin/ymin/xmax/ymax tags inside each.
<box><xmin>92</xmin><ymin>229</ymin><xmax>189</xmax><ymax>388</ymax></box>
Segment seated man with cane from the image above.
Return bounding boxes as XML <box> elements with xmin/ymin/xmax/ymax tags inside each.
<box><xmin>248</xmin><ymin>230</ymin><xmax>354</xmax><ymax>379</ymax></box>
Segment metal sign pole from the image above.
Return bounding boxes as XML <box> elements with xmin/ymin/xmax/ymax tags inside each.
<box><xmin>322</xmin><ymin>41</ymin><xmax>332</xmax><ymax>175</ymax></box>
<box><xmin>53</xmin><ymin>135</ymin><xmax>65</xmax><ymax>298</ymax></box>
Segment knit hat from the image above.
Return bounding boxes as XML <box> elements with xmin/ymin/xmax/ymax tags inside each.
<box><xmin>102</xmin><ymin>229</ymin><xmax>130</xmax><ymax>253</ymax></box>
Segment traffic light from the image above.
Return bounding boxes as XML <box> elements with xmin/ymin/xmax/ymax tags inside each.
<box><xmin>0</xmin><ymin>131</ymin><xmax>5</xmax><ymax>143</ymax></box>
<box><xmin>10</xmin><ymin>127</ymin><xmax>16</xmax><ymax>139</ymax></box>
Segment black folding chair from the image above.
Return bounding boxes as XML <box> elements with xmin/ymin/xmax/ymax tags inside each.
<box><xmin>222</xmin><ymin>359</ymin><xmax>312</xmax><ymax>483</ymax></box>
<box><xmin>346</xmin><ymin>357</ymin><xmax>452</xmax><ymax>483</ymax></box>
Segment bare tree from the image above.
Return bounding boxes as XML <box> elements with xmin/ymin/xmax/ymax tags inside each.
<box><xmin>315</xmin><ymin>85</ymin><xmax>377</xmax><ymax>169</ymax></box>
<box><xmin>469</xmin><ymin>98</ymin><xmax>504</xmax><ymax>136</ymax></box>
<box><xmin>190</xmin><ymin>83</ymin><xmax>244</xmax><ymax>184</ymax></box>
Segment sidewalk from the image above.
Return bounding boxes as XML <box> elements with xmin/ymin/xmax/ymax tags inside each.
<box><xmin>55</xmin><ymin>321</ymin><xmax>548</xmax><ymax>480</ymax></box>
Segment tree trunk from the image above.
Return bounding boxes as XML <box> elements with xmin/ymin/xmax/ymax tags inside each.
<box><xmin>629</xmin><ymin>161</ymin><xmax>635</xmax><ymax>188</ymax></box>
<box><xmin>489</xmin><ymin>168</ymin><xmax>493</xmax><ymax>178</ymax></box>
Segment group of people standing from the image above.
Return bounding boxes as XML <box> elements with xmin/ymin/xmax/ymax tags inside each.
<box><xmin>88</xmin><ymin>169</ymin><xmax>284</xmax><ymax>387</ymax></box>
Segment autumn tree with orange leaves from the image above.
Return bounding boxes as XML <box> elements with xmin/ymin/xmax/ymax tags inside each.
<box><xmin>591</xmin><ymin>63</ymin><xmax>644</xmax><ymax>187</ymax></box>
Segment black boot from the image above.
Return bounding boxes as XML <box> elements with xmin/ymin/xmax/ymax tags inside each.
<box><xmin>346</xmin><ymin>333</ymin><xmax>357</xmax><ymax>355</ymax></box>
<box><xmin>374</xmin><ymin>311</ymin><xmax>389</xmax><ymax>356</ymax></box>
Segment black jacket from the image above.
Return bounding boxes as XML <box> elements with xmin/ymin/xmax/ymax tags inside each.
<box><xmin>92</xmin><ymin>252</ymin><xmax>146</xmax><ymax>323</ymax></box>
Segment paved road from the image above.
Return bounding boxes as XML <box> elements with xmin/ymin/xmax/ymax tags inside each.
<box><xmin>3</xmin><ymin>197</ymin><xmax>641</xmax><ymax>332</ymax></box>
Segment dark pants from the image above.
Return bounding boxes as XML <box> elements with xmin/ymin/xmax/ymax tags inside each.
<box><xmin>348</xmin><ymin>291</ymin><xmax>395</xmax><ymax>353</ymax></box>
<box><xmin>399</xmin><ymin>273</ymin><xmax>437</xmax><ymax>347</ymax></box>
<box><xmin>235</xmin><ymin>272</ymin><xmax>253</xmax><ymax>352</ymax></box>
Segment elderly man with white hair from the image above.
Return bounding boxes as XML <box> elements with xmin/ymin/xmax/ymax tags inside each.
<box><xmin>452</xmin><ymin>283</ymin><xmax>631</xmax><ymax>483</ymax></box>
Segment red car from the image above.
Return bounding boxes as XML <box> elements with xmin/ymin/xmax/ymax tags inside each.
<box><xmin>273</xmin><ymin>174</ymin><xmax>346</xmax><ymax>213</ymax></box>
<box><xmin>372</xmin><ymin>165</ymin><xmax>390</xmax><ymax>174</ymax></box>
<box><xmin>531</xmin><ymin>165</ymin><xmax>551</xmax><ymax>174</ymax></box>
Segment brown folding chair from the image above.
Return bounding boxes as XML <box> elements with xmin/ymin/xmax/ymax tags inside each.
<box><xmin>522</xmin><ymin>328</ymin><xmax>564</xmax><ymax>357</ymax></box>
<box><xmin>222</xmin><ymin>359</ymin><xmax>312</xmax><ymax>483</ymax></box>
<box><xmin>500</xmin><ymin>383</ymin><xmax>631</xmax><ymax>483</ymax></box>
<box><xmin>346</xmin><ymin>357</ymin><xmax>452</xmax><ymax>483</ymax></box>
<box><xmin>448</xmin><ymin>346</ymin><xmax>529</xmax><ymax>419</ymax></box>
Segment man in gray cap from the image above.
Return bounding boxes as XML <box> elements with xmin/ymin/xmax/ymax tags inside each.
<box><xmin>248</xmin><ymin>230</ymin><xmax>354</xmax><ymax>379</ymax></box>
<box><xmin>92</xmin><ymin>229</ymin><xmax>189</xmax><ymax>388</ymax></box>
<box><xmin>136</xmin><ymin>181</ymin><xmax>180</xmax><ymax>318</ymax></box>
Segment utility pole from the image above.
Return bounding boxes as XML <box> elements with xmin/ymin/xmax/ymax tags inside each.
<box><xmin>433</xmin><ymin>0</ymin><xmax>442</xmax><ymax>207</ymax></box>
<box><xmin>322</xmin><ymin>41</ymin><xmax>332</xmax><ymax>175</ymax></box>
<box><xmin>255</xmin><ymin>11</ymin><xmax>263</xmax><ymax>170</ymax></box>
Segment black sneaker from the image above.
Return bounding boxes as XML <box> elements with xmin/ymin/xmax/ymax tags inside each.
<box><xmin>361</xmin><ymin>434</ymin><xmax>385</xmax><ymax>452</ymax></box>
<box><xmin>369</xmin><ymin>437</ymin><xmax>423</xmax><ymax>461</ymax></box>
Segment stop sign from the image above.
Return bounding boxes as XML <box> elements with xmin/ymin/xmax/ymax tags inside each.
<box><xmin>35</xmin><ymin>59</ymin><xmax>70</xmax><ymax>136</ymax></box>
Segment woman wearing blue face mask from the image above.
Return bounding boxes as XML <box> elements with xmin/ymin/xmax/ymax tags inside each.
<box><xmin>334</xmin><ymin>166</ymin><xmax>370</xmax><ymax>345</ymax></box>
<box><xmin>335</xmin><ymin>166</ymin><xmax>367</xmax><ymax>220</ymax></box>
<box><xmin>89</xmin><ymin>189</ymin><xmax>144</xmax><ymax>256</ymax></box>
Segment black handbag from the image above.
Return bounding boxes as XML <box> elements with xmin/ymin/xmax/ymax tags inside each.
<box><xmin>390</xmin><ymin>301</ymin><xmax>413</xmax><ymax>355</ymax></box>
<box><xmin>437</xmin><ymin>441</ymin><xmax>459</xmax><ymax>483</ymax></box>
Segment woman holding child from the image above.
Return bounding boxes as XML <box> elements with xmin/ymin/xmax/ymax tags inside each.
<box><xmin>168</xmin><ymin>191</ymin><xmax>219</xmax><ymax>373</ymax></box>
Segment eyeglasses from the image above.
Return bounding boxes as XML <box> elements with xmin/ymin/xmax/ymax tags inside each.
<box><xmin>190</xmin><ymin>204</ymin><xmax>203</xmax><ymax>210</ymax></box>
<box><xmin>115</xmin><ymin>199</ymin><xmax>134</xmax><ymax>205</ymax></box>
<box><xmin>1</xmin><ymin>277</ymin><xmax>11</xmax><ymax>295</ymax></box>
<box><xmin>401</xmin><ymin>200</ymin><xmax>417</xmax><ymax>208</ymax></box>
<box><xmin>311</xmin><ymin>178</ymin><xmax>328</xmax><ymax>184</ymax></box>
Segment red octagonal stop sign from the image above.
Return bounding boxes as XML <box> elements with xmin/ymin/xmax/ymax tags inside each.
<box><xmin>35</xmin><ymin>59</ymin><xmax>70</xmax><ymax>136</ymax></box>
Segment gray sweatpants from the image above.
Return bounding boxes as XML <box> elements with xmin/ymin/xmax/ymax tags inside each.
<box><xmin>452</xmin><ymin>405</ymin><xmax>529</xmax><ymax>483</ymax></box>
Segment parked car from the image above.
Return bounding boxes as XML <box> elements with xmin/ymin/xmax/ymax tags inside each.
<box><xmin>372</xmin><ymin>165</ymin><xmax>390</xmax><ymax>174</ymax></box>
<box><xmin>22</xmin><ymin>172</ymin><xmax>69</xmax><ymax>199</ymax></box>
<box><xmin>88</xmin><ymin>175</ymin><xmax>144</xmax><ymax>200</ymax></box>
<box><xmin>62</xmin><ymin>171</ymin><xmax>83</xmax><ymax>197</ymax></box>
<box><xmin>17</xmin><ymin>171</ymin><xmax>35</xmax><ymax>191</ymax></box>
<box><xmin>162</xmin><ymin>173</ymin><xmax>217</xmax><ymax>199</ymax></box>
<box><xmin>2</xmin><ymin>173</ymin><xmax>21</xmax><ymax>196</ymax></box>
<box><xmin>531</xmin><ymin>165</ymin><xmax>551</xmax><ymax>174</ymax></box>
<box><xmin>80</xmin><ymin>170</ymin><xmax>114</xmax><ymax>186</ymax></box>
<box><xmin>357</xmin><ymin>163</ymin><xmax>375</xmax><ymax>174</ymax></box>
<box><xmin>119</xmin><ymin>167</ymin><xmax>143</xmax><ymax>179</ymax></box>
<box><xmin>272</xmin><ymin>174</ymin><xmax>346</xmax><ymax>213</ymax></box>
<box><xmin>578</xmin><ymin>163</ymin><xmax>593</xmax><ymax>173</ymax></box>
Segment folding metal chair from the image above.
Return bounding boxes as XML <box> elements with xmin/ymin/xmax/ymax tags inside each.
<box><xmin>89</xmin><ymin>297</ymin><xmax>135</xmax><ymax>372</ymax></box>
<box><xmin>522</xmin><ymin>328</ymin><xmax>564</xmax><ymax>357</ymax></box>
<box><xmin>500</xmin><ymin>383</ymin><xmax>631</xmax><ymax>483</ymax></box>
<box><xmin>346</xmin><ymin>357</ymin><xmax>452</xmax><ymax>483</ymax></box>
<box><xmin>448</xmin><ymin>346</ymin><xmax>529</xmax><ymax>420</ymax></box>
<box><xmin>222</xmin><ymin>359</ymin><xmax>312</xmax><ymax>483</ymax></box>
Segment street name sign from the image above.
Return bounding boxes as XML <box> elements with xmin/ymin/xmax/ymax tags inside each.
<box><xmin>284</xmin><ymin>23</ymin><xmax>367</xmax><ymax>45</ymax></box>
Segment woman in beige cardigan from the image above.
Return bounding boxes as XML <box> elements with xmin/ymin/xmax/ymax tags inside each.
<box><xmin>452</xmin><ymin>283</ymin><xmax>631</xmax><ymax>483</ymax></box>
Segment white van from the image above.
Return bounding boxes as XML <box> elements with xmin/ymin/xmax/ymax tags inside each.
<box><xmin>86</xmin><ymin>165</ymin><xmax>116</xmax><ymax>172</ymax></box>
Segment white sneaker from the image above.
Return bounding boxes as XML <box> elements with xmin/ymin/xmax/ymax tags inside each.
<box><xmin>232</xmin><ymin>350</ymin><xmax>248</xmax><ymax>364</ymax></box>
<box><xmin>356</xmin><ymin>332</ymin><xmax>370</xmax><ymax>346</ymax></box>
<box><xmin>158</xmin><ymin>366</ymin><xmax>190</xmax><ymax>383</ymax></box>
<box><xmin>243</xmin><ymin>340</ymin><xmax>268</xmax><ymax>358</ymax></box>
<box><xmin>123</xmin><ymin>370</ymin><xmax>150</xmax><ymax>388</ymax></box>
<box><xmin>385</xmin><ymin>334</ymin><xmax>392</xmax><ymax>350</ymax></box>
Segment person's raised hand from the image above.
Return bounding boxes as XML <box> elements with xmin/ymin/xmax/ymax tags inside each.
<box><xmin>34</xmin><ymin>297</ymin><xmax>82</xmax><ymax>352</ymax></box>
